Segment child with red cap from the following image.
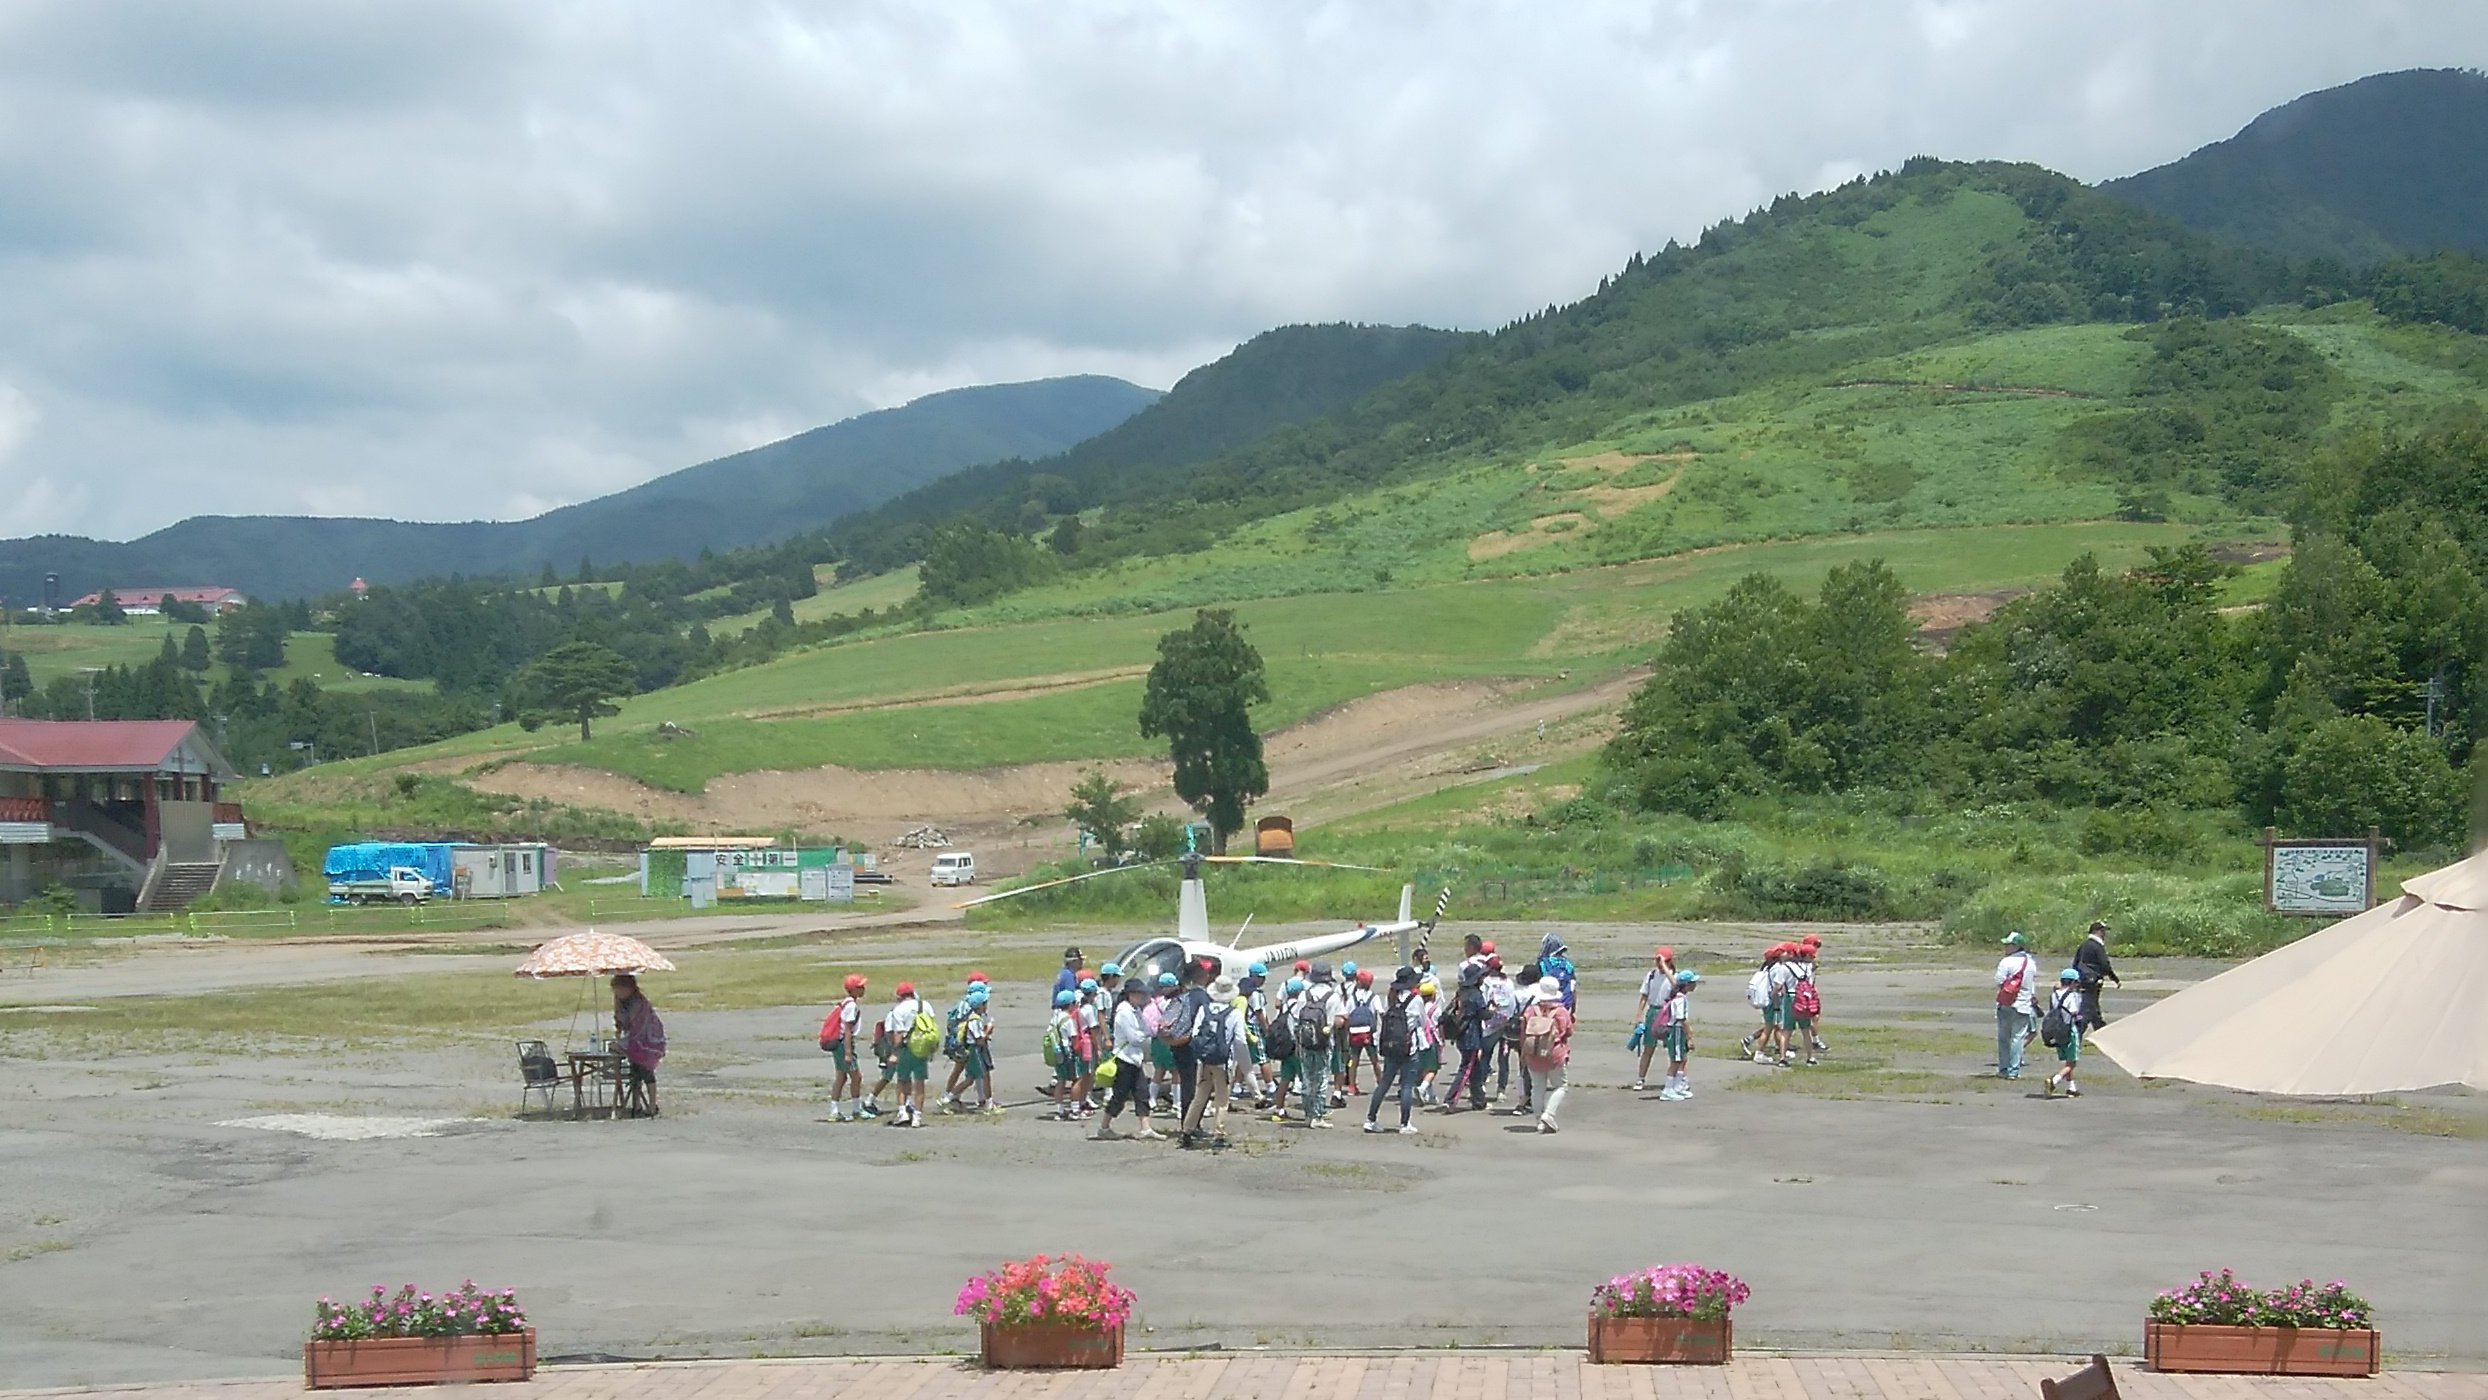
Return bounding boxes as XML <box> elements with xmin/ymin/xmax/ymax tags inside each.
<box><xmin>822</xmin><ymin>973</ymin><xmax>870</xmax><ymax>1121</ymax></box>
<box><xmin>1791</xmin><ymin>937</ymin><xmax>1826</xmax><ymax>1063</ymax></box>
<box><xmin>1631</xmin><ymin>946</ymin><xmax>1677</xmax><ymax>1091</ymax></box>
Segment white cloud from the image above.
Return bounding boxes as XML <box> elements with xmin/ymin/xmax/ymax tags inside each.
<box><xmin>0</xmin><ymin>0</ymin><xmax>2480</xmax><ymax>539</ymax></box>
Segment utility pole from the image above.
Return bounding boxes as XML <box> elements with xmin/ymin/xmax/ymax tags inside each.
<box><xmin>368</xmin><ymin>708</ymin><xmax>380</xmax><ymax>757</ymax></box>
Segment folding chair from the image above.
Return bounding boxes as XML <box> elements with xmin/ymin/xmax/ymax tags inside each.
<box><xmin>516</xmin><ymin>1040</ymin><xmax>561</xmax><ymax>1115</ymax></box>
<box><xmin>2040</xmin><ymin>1355</ymin><xmax>2120</xmax><ymax>1400</ymax></box>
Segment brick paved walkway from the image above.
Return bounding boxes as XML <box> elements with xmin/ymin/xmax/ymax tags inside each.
<box><xmin>9</xmin><ymin>1356</ymin><xmax>2482</xmax><ymax>1400</ymax></box>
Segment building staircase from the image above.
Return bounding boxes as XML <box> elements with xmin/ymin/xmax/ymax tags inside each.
<box><xmin>141</xmin><ymin>862</ymin><xmax>223</xmax><ymax>913</ymax></box>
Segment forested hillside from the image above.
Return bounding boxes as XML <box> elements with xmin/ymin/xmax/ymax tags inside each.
<box><xmin>827</xmin><ymin>323</ymin><xmax>1473</xmax><ymax>574</ymax></box>
<box><xmin>0</xmin><ymin>375</ymin><xmax>1157</xmax><ymax>604</ymax></box>
<box><xmin>2102</xmin><ymin>68</ymin><xmax>2488</xmax><ymax>263</ymax></box>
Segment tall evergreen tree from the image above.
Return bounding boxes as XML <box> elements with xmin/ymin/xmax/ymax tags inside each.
<box><xmin>1137</xmin><ymin>609</ymin><xmax>1269</xmax><ymax>852</ymax></box>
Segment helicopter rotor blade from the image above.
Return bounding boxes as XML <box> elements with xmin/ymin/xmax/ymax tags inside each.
<box><xmin>955</xmin><ymin>861</ymin><xmax>1170</xmax><ymax>909</ymax></box>
<box><xmin>1197</xmin><ymin>855</ymin><xmax>1385</xmax><ymax>872</ymax></box>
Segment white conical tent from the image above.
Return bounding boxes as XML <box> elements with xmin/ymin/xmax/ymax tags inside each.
<box><xmin>2091</xmin><ymin>848</ymin><xmax>2488</xmax><ymax>1096</ymax></box>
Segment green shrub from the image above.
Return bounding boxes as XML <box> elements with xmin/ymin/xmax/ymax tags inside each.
<box><xmin>1944</xmin><ymin>871</ymin><xmax>2301</xmax><ymax>957</ymax></box>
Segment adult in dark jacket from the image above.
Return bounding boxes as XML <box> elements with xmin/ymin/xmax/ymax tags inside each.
<box><xmin>2072</xmin><ymin>921</ymin><xmax>2119</xmax><ymax>1029</ymax></box>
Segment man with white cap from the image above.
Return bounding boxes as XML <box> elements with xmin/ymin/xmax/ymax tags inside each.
<box><xmin>1180</xmin><ymin>974</ymin><xmax>1247</xmax><ymax>1146</ymax></box>
<box><xmin>1993</xmin><ymin>932</ymin><xmax>2043</xmax><ymax>1080</ymax></box>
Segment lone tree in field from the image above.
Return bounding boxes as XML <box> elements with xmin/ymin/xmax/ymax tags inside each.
<box><xmin>1138</xmin><ymin>609</ymin><xmax>1269</xmax><ymax>854</ymax></box>
<box><xmin>1064</xmin><ymin>769</ymin><xmax>1144</xmax><ymax>856</ymax></box>
<box><xmin>516</xmin><ymin>640</ymin><xmax>637</xmax><ymax>740</ymax></box>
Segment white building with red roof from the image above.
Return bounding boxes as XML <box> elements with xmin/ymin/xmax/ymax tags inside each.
<box><xmin>0</xmin><ymin>719</ymin><xmax>279</xmax><ymax>913</ymax></box>
<box><xmin>65</xmin><ymin>586</ymin><xmax>249</xmax><ymax>616</ymax></box>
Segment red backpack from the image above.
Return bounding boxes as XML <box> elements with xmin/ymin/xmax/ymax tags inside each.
<box><xmin>818</xmin><ymin>998</ymin><xmax>854</xmax><ymax>1051</ymax></box>
<box><xmin>1791</xmin><ymin>973</ymin><xmax>1821</xmax><ymax>1020</ymax></box>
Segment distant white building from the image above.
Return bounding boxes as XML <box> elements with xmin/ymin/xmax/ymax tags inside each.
<box><xmin>67</xmin><ymin>586</ymin><xmax>249</xmax><ymax>617</ymax></box>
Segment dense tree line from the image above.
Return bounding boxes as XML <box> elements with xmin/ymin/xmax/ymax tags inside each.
<box><xmin>1602</xmin><ymin>423</ymin><xmax>2486</xmax><ymax>850</ymax></box>
<box><xmin>0</xmin><ymin>651</ymin><xmax>486</xmax><ymax>776</ymax></box>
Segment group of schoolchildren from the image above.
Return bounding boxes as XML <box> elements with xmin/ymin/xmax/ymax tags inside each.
<box><xmin>816</xmin><ymin>971</ymin><xmax>1003</xmax><ymax>1126</ymax></box>
<box><xmin>1734</xmin><ymin>937</ymin><xmax>1829</xmax><ymax>1068</ymax></box>
<box><xmin>811</xmin><ymin>930</ymin><xmax>1766</xmax><ymax>1141</ymax></box>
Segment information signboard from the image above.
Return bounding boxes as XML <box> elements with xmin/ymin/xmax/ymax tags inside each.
<box><xmin>2263</xmin><ymin>830</ymin><xmax>2379</xmax><ymax>916</ymax></box>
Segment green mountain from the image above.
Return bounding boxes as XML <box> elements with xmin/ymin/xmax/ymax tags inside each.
<box><xmin>2101</xmin><ymin>68</ymin><xmax>2488</xmax><ymax>263</ymax></box>
<box><xmin>826</xmin><ymin>323</ymin><xmax>1472</xmax><ymax>572</ymax></box>
<box><xmin>0</xmin><ymin>375</ymin><xmax>1158</xmax><ymax>604</ymax></box>
<box><xmin>896</xmin><ymin>159</ymin><xmax>2315</xmax><ymax>586</ymax></box>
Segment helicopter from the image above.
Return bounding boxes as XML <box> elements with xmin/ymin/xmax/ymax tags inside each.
<box><xmin>958</xmin><ymin>850</ymin><xmax>1443</xmax><ymax>988</ymax></box>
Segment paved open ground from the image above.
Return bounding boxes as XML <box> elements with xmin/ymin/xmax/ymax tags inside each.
<box><xmin>5</xmin><ymin>1355</ymin><xmax>2483</xmax><ymax>1400</ymax></box>
<box><xmin>1</xmin><ymin>922</ymin><xmax>2481</xmax><ymax>1389</ymax></box>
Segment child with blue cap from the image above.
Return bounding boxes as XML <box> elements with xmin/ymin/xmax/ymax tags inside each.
<box><xmin>1657</xmin><ymin>971</ymin><xmax>1701</xmax><ymax>1101</ymax></box>
<box><xmin>1045</xmin><ymin>989</ymin><xmax>1084</xmax><ymax>1120</ymax></box>
<box><xmin>2046</xmin><ymin>969</ymin><xmax>2087</xmax><ymax>1098</ymax></box>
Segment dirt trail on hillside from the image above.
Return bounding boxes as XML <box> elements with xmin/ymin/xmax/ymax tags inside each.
<box><xmin>460</xmin><ymin>674</ymin><xmax>1640</xmax><ymax>875</ymax></box>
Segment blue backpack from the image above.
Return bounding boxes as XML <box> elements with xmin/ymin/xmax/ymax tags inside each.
<box><xmin>1544</xmin><ymin>954</ymin><xmax>1578</xmax><ymax>1009</ymax></box>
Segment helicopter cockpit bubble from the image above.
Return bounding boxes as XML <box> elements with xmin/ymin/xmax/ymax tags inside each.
<box><xmin>1113</xmin><ymin>937</ymin><xmax>1203</xmax><ymax>991</ymax></box>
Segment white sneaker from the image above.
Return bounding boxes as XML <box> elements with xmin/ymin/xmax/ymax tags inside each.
<box><xmin>2065</xmin><ymin>1083</ymin><xmax>2081</xmax><ymax>1097</ymax></box>
<box><xmin>1135</xmin><ymin>1127</ymin><xmax>1165</xmax><ymax>1141</ymax></box>
<box><xmin>1752</xmin><ymin>1053</ymin><xmax>1774</xmax><ymax>1064</ymax></box>
<box><xmin>1537</xmin><ymin>1116</ymin><xmax>1558</xmax><ymax>1134</ymax></box>
<box><xmin>1362</xmin><ymin>1120</ymin><xmax>1382</xmax><ymax>1134</ymax></box>
<box><xmin>1309</xmin><ymin>1118</ymin><xmax>1334</xmax><ymax>1129</ymax></box>
<box><xmin>1631</xmin><ymin>1080</ymin><xmax>1645</xmax><ymax>1092</ymax></box>
<box><xmin>1659</xmin><ymin>1087</ymin><xmax>1688</xmax><ymax>1102</ymax></box>
<box><xmin>1398</xmin><ymin>1123</ymin><xmax>1417</xmax><ymax>1135</ymax></box>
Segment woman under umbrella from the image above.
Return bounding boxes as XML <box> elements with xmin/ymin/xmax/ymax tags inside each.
<box><xmin>611</xmin><ymin>973</ymin><xmax>667</xmax><ymax>1117</ymax></box>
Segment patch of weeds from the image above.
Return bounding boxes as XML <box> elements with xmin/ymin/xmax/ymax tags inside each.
<box><xmin>2237</xmin><ymin>1102</ymin><xmax>2487</xmax><ymax>1140</ymax></box>
<box><xmin>1731</xmin><ymin>1067</ymin><xmax>1959</xmax><ymax>1098</ymax></box>
<box><xmin>1301</xmin><ymin>1161</ymin><xmax>1409</xmax><ymax>1191</ymax></box>
<box><xmin>5</xmin><ymin>1240</ymin><xmax>71</xmax><ymax>1262</ymax></box>
<box><xmin>32</xmin><ymin>1214</ymin><xmax>65</xmax><ymax>1226</ymax></box>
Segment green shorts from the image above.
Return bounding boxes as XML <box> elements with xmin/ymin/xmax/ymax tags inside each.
<box><xmin>1663</xmin><ymin>1024</ymin><xmax>1689</xmax><ymax>1060</ymax></box>
<box><xmin>827</xmin><ymin>1041</ymin><xmax>855</xmax><ymax>1073</ymax></box>
<box><xmin>1769</xmin><ymin>994</ymin><xmax>1795</xmax><ymax>1028</ymax></box>
<box><xmin>896</xmin><ymin>1049</ymin><xmax>931</xmax><ymax>1082</ymax></box>
<box><xmin>1416</xmin><ymin>1046</ymin><xmax>1441</xmax><ymax>1074</ymax></box>
<box><xmin>1277</xmin><ymin>1055</ymin><xmax>1300</xmax><ymax>1081</ymax></box>
<box><xmin>2058</xmin><ymin>1028</ymin><xmax>2082</xmax><ymax>1065</ymax></box>
<box><xmin>1331</xmin><ymin>1045</ymin><xmax>1350</xmax><ymax>1075</ymax></box>
<box><xmin>1053</xmin><ymin>1057</ymin><xmax>1081</xmax><ymax>1083</ymax></box>
<box><xmin>1149</xmin><ymin>1040</ymin><xmax>1175</xmax><ymax>1070</ymax></box>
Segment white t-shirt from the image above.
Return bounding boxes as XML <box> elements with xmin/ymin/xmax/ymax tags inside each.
<box><xmin>1995</xmin><ymin>951</ymin><xmax>2041</xmax><ymax>1014</ymax></box>
<box><xmin>1767</xmin><ymin>962</ymin><xmax>1798</xmax><ymax>996</ymax></box>
<box><xmin>1638</xmin><ymin>967</ymin><xmax>1674</xmax><ymax>1004</ymax></box>
<box><xmin>883</xmin><ymin>996</ymin><xmax>923</xmax><ymax>1037</ymax></box>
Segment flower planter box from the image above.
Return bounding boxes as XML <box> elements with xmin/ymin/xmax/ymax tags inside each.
<box><xmin>2144</xmin><ymin>1322</ymin><xmax>2379</xmax><ymax>1376</ymax></box>
<box><xmin>979</xmin><ymin>1319</ymin><xmax>1124</xmax><ymax>1369</ymax></box>
<box><xmin>304</xmin><ymin>1329</ymin><xmax>537</xmax><ymax>1388</ymax></box>
<box><xmin>1586</xmin><ymin>1315</ymin><xmax>1732</xmax><ymax>1365</ymax></box>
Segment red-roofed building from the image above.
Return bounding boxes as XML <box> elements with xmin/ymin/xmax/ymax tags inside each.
<box><xmin>65</xmin><ymin>586</ymin><xmax>249</xmax><ymax>616</ymax></box>
<box><xmin>0</xmin><ymin>719</ymin><xmax>274</xmax><ymax>913</ymax></box>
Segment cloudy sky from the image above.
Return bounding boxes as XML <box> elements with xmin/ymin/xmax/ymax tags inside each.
<box><xmin>1</xmin><ymin>1</ymin><xmax>2480</xmax><ymax>540</ymax></box>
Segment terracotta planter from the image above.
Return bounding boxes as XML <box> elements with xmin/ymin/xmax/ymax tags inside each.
<box><xmin>2144</xmin><ymin>1322</ymin><xmax>2379</xmax><ymax>1376</ymax></box>
<box><xmin>978</xmin><ymin>1319</ymin><xmax>1124</xmax><ymax>1369</ymax></box>
<box><xmin>303</xmin><ymin>1329</ymin><xmax>537</xmax><ymax>1388</ymax></box>
<box><xmin>1586</xmin><ymin>1314</ymin><xmax>1733</xmax><ymax>1364</ymax></box>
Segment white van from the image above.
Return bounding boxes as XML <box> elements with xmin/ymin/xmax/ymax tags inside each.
<box><xmin>929</xmin><ymin>852</ymin><xmax>977</xmax><ymax>887</ymax></box>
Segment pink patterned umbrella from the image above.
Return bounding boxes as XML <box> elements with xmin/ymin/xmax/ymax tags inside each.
<box><xmin>513</xmin><ymin>929</ymin><xmax>677</xmax><ymax>979</ymax></box>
